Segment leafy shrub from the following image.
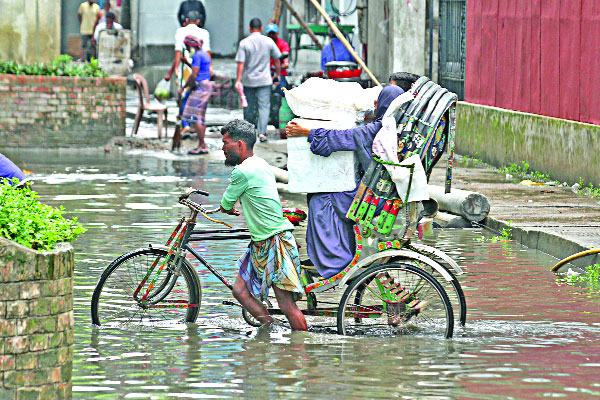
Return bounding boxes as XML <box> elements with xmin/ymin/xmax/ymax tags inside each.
<box><xmin>0</xmin><ymin>55</ymin><xmax>106</xmax><ymax>78</ymax></box>
<box><xmin>558</xmin><ymin>263</ymin><xmax>600</xmax><ymax>292</ymax></box>
<box><xmin>0</xmin><ymin>179</ymin><xmax>86</xmax><ymax>251</ymax></box>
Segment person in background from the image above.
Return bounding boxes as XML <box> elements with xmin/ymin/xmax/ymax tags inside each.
<box><xmin>177</xmin><ymin>0</ymin><xmax>206</xmax><ymax>28</ymax></box>
<box><xmin>166</xmin><ymin>10</ymin><xmax>211</xmax><ymax>82</ymax></box>
<box><xmin>219</xmin><ymin>119</ymin><xmax>307</xmax><ymax>331</ymax></box>
<box><xmin>235</xmin><ymin>18</ymin><xmax>281</xmax><ymax>142</ymax></box>
<box><xmin>266</xmin><ymin>23</ymin><xmax>290</xmax><ymax>92</ymax></box>
<box><xmin>78</xmin><ymin>0</ymin><xmax>101</xmax><ymax>61</ymax></box>
<box><xmin>320</xmin><ymin>26</ymin><xmax>356</xmax><ymax>71</ymax></box>
<box><xmin>178</xmin><ymin>36</ymin><xmax>212</xmax><ymax>155</ymax></box>
<box><xmin>0</xmin><ymin>153</ymin><xmax>27</xmax><ymax>188</ymax></box>
<box><xmin>389</xmin><ymin>71</ymin><xmax>421</xmax><ymax>92</ymax></box>
<box><xmin>92</xmin><ymin>12</ymin><xmax>122</xmax><ymax>47</ymax></box>
<box><xmin>93</xmin><ymin>0</ymin><xmax>117</xmax><ymax>34</ymax></box>
<box><xmin>165</xmin><ymin>10</ymin><xmax>211</xmax><ymax>137</ymax></box>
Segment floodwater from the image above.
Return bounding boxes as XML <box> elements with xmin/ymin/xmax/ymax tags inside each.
<box><xmin>5</xmin><ymin>148</ymin><xmax>600</xmax><ymax>399</ymax></box>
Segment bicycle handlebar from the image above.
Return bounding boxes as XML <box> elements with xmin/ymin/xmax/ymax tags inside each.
<box><xmin>179</xmin><ymin>187</ymin><xmax>209</xmax><ymax>201</ymax></box>
<box><xmin>178</xmin><ymin>188</ymin><xmax>232</xmax><ymax>227</ymax></box>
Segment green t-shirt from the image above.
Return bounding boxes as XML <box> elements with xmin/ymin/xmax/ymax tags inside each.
<box><xmin>221</xmin><ymin>156</ymin><xmax>293</xmax><ymax>241</ymax></box>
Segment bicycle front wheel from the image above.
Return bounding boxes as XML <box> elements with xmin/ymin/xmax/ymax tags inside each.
<box><xmin>337</xmin><ymin>263</ymin><xmax>454</xmax><ymax>338</ymax></box>
<box><xmin>91</xmin><ymin>247</ymin><xmax>201</xmax><ymax>328</ymax></box>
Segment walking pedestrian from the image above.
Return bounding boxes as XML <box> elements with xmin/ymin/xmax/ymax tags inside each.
<box><xmin>178</xmin><ymin>36</ymin><xmax>212</xmax><ymax>155</ymax></box>
<box><xmin>177</xmin><ymin>0</ymin><xmax>206</xmax><ymax>28</ymax></box>
<box><xmin>235</xmin><ymin>18</ymin><xmax>281</xmax><ymax>142</ymax></box>
<box><xmin>165</xmin><ymin>10</ymin><xmax>211</xmax><ymax>137</ymax></box>
<box><xmin>78</xmin><ymin>0</ymin><xmax>101</xmax><ymax>61</ymax></box>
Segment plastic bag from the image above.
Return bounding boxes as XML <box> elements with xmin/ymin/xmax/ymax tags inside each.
<box><xmin>154</xmin><ymin>78</ymin><xmax>171</xmax><ymax>101</ymax></box>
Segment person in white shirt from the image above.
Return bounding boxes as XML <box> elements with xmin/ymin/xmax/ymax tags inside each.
<box><xmin>92</xmin><ymin>11</ymin><xmax>122</xmax><ymax>45</ymax></box>
<box><xmin>164</xmin><ymin>10</ymin><xmax>211</xmax><ymax>82</ymax></box>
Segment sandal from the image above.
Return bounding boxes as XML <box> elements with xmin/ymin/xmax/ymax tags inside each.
<box><xmin>188</xmin><ymin>147</ymin><xmax>209</xmax><ymax>155</ymax></box>
<box><xmin>259</xmin><ymin>135</ymin><xmax>268</xmax><ymax>142</ymax></box>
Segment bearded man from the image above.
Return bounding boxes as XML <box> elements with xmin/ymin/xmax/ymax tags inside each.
<box><xmin>219</xmin><ymin>119</ymin><xmax>307</xmax><ymax>331</ymax></box>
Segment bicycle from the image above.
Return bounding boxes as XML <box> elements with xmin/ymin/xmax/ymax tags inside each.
<box><xmin>91</xmin><ymin>187</ymin><xmax>464</xmax><ymax>338</ymax></box>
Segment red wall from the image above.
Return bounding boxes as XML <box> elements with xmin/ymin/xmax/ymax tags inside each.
<box><xmin>465</xmin><ymin>0</ymin><xmax>600</xmax><ymax>125</ymax></box>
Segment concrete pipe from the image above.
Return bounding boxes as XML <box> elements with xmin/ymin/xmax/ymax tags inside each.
<box><xmin>428</xmin><ymin>185</ymin><xmax>490</xmax><ymax>222</ymax></box>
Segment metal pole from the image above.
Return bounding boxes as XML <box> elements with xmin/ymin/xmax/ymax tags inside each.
<box><xmin>281</xmin><ymin>0</ymin><xmax>322</xmax><ymax>49</ymax></box>
<box><xmin>238</xmin><ymin>0</ymin><xmax>245</xmax><ymax>42</ymax></box>
<box><xmin>429</xmin><ymin>0</ymin><xmax>434</xmax><ymax>79</ymax></box>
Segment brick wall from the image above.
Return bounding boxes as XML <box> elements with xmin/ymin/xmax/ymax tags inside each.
<box><xmin>0</xmin><ymin>74</ymin><xmax>126</xmax><ymax>148</ymax></box>
<box><xmin>0</xmin><ymin>238</ymin><xmax>74</xmax><ymax>400</ymax></box>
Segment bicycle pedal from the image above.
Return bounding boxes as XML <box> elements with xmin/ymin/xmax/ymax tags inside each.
<box><xmin>222</xmin><ymin>300</ymin><xmax>242</xmax><ymax>308</ymax></box>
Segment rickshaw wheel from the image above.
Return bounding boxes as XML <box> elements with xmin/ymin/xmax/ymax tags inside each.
<box><xmin>337</xmin><ymin>263</ymin><xmax>454</xmax><ymax>338</ymax></box>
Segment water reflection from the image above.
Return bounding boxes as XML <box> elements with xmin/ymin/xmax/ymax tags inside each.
<box><xmin>5</xmin><ymin>149</ymin><xmax>600</xmax><ymax>399</ymax></box>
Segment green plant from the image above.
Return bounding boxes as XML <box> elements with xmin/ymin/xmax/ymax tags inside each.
<box><xmin>499</xmin><ymin>161</ymin><xmax>552</xmax><ymax>183</ymax></box>
<box><xmin>0</xmin><ymin>179</ymin><xmax>86</xmax><ymax>251</ymax></box>
<box><xmin>475</xmin><ymin>221</ymin><xmax>512</xmax><ymax>243</ymax></box>
<box><xmin>0</xmin><ymin>55</ymin><xmax>106</xmax><ymax>78</ymax></box>
<box><xmin>559</xmin><ymin>263</ymin><xmax>600</xmax><ymax>291</ymax></box>
<box><xmin>463</xmin><ymin>153</ymin><xmax>484</xmax><ymax>165</ymax></box>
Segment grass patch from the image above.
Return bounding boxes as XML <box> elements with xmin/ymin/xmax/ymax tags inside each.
<box><xmin>475</xmin><ymin>221</ymin><xmax>512</xmax><ymax>243</ymax></box>
<box><xmin>498</xmin><ymin>161</ymin><xmax>551</xmax><ymax>183</ymax></box>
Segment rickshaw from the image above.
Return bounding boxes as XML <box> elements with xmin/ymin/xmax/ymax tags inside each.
<box><xmin>91</xmin><ymin>77</ymin><xmax>466</xmax><ymax>338</ymax></box>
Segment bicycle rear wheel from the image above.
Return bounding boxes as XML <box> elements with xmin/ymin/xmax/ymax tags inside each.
<box><xmin>91</xmin><ymin>247</ymin><xmax>201</xmax><ymax>328</ymax></box>
<box><xmin>337</xmin><ymin>263</ymin><xmax>454</xmax><ymax>338</ymax></box>
<box><xmin>398</xmin><ymin>258</ymin><xmax>467</xmax><ymax>327</ymax></box>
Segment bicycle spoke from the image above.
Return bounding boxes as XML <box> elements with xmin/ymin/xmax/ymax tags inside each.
<box><xmin>338</xmin><ymin>264</ymin><xmax>453</xmax><ymax>338</ymax></box>
<box><xmin>92</xmin><ymin>248</ymin><xmax>200</xmax><ymax>328</ymax></box>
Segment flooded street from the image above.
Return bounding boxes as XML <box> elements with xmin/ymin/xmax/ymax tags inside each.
<box><xmin>5</xmin><ymin>148</ymin><xmax>600</xmax><ymax>399</ymax></box>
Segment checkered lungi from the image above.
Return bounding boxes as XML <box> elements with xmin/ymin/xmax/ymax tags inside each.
<box><xmin>237</xmin><ymin>230</ymin><xmax>303</xmax><ymax>300</ymax></box>
<box><xmin>182</xmin><ymin>80</ymin><xmax>212</xmax><ymax>125</ymax></box>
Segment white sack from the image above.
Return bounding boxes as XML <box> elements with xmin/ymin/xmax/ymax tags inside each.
<box><xmin>285</xmin><ymin>78</ymin><xmax>382</xmax><ymax>122</ymax></box>
<box><xmin>286</xmin><ymin>118</ymin><xmax>357</xmax><ymax>193</ymax></box>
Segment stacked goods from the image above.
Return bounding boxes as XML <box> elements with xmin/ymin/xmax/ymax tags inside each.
<box><xmin>286</xmin><ymin>118</ymin><xmax>357</xmax><ymax>193</ymax></box>
<box><xmin>284</xmin><ymin>78</ymin><xmax>381</xmax><ymax>194</ymax></box>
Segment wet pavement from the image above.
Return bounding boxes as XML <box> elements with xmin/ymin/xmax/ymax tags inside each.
<box><xmin>426</xmin><ymin>158</ymin><xmax>600</xmax><ymax>270</ymax></box>
<box><xmin>3</xmin><ymin>148</ymin><xmax>599</xmax><ymax>399</ymax></box>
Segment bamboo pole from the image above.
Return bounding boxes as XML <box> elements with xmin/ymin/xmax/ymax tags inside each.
<box><xmin>274</xmin><ymin>2</ymin><xmax>283</xmax><ymax>26</ymax></box>
<box><xmin>307</xmin><ymin>0</ymin><xmax>381</xmax><ymax>86</ymax></box>
<box><xmin>272</xmin><ymin>0</ymin><xmax>281</xmax><ymax>23</ymax></box>
<box><xmin>281</xmin><ymin>0</ymin><xmax>322</xmax><ymax>50</ymax></box>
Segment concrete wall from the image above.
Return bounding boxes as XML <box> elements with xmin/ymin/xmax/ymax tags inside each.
<box><xmin>0</xmin><ymin>74</ymin><xmax>126</xmax><ymax>148</ymax></box>
<box><xmin>366</xmin><ymin>0</ymin><xmax>388</xmax><ymax>82</ymax></box>
<box><xmin>389</xmin><ymin>0</ymin><xmax>426</xmax><ymax>76</ymax></box>
<box><xmin>0</xmin><ymin>0</ymin><xmax>61</xmax><ymax>63</ymax></box>
<box><xmin>456</xmin><ymin>102</ymin><xmax>600</xmax><ymax>186</ymax></box>
<box><xmin>366</xmin><ymin>0</ymin><xmax>426</xmax><ymax>84</ymax></box>
<box><xmin>0</xmin><ymin>238</ymin><xmax>74</xmax><ymax>400</ymax></box>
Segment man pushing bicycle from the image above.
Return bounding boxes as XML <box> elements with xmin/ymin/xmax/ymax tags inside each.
<box><xmin>219</xmin><ymin>119</ymin><xmax>308</xmax><ymax>331</ymax></box>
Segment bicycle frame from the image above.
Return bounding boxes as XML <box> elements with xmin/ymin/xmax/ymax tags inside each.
<box><xmin>132</xmin><ymin>208</ymin><xmax>251</xmax><ymax>309</ymax></box>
